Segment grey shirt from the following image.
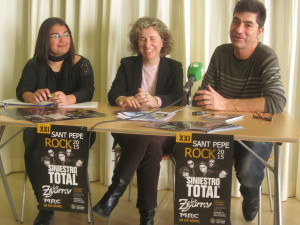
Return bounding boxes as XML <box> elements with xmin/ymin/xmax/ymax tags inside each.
<box><xmin>197</xmin><ymin>42</ymin><xmax>286</xmax><ymax>113</ymax></box>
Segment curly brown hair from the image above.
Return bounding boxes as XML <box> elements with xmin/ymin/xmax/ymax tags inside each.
<box><xmin>128</xmin><ymin>16</ymin><xmax>173</xmax><ymax>57</ymax></box>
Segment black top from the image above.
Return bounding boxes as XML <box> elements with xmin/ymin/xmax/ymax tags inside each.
<box><xmin>107</xmin><ymin>56</ymin><xmax>184</xmax><ymax>107</ymax></box>
<box><xmin>16</xmin><ymin>56</ymin><xmax>95</xmax><ymax>103</ymax></box>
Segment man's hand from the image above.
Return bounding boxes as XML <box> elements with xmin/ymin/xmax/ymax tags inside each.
<box><xmin>193</xmin><ymin>85</ymin><xmax>229</xmax><ymax>110</ymax></box>
<box><xmin>194</xmin><ymin>85</ymin><xmax>266</xmax><ymax>112</ymax></box>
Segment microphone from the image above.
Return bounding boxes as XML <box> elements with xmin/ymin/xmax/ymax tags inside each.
<box><xmin>183</xmin><ymin>62</ymin><xmax>204</xmax><ymax>93</ymax></box>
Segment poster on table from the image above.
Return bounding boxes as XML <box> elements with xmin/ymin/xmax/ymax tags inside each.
<box><xmin>174</xmin><ymin>133</ymin><xmax>234</xmax><ymax>225</ymax></box>
<box><xmin>36</xmin><ymin>124</ymin><xmax>90</xmax><ymax>213</ymax></box>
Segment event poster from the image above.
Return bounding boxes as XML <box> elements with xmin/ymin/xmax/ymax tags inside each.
<box><xmin>174</xmin><ymin>133</ymin><xmax>234</xmax><ymax>225</ymax></box>
<box><xmin>36</xmin><ymin>124</ymin><xmax>90</xmax><ymax>213</ymax></box>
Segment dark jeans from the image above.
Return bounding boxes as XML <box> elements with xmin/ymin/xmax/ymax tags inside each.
<box><xmin>234</xmin><ymin>141</ymin><xmax>273</xmax><ymax>202</ymax></box>
<box><xmin>112</xmin><ymin>133</ymin><xmax>175</xmax><ymax>210</ymax></box>
<box><xmin>23</xmin><ymin>127</ymin><xmax>96</xmax><ymax>201</ymax></box>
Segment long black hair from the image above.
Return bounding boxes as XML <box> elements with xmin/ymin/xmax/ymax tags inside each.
<box><xmin>34</xmin><ymin>17</ymin><xmax>75</xmax><ymax>65</ymax></box>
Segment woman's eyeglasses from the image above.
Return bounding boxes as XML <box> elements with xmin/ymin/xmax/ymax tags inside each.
<box><xmin>253</xmin><ymin>111</ymin><xmax>274</xmax><ymax>121</ymax></box>
<box><xmin>49</xmin><ymin>33</ymin><xmax>71</xmax><ymax>39</ymax></box>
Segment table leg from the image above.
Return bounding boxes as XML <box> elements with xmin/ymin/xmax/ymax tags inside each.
<box><xmin>0</xmin><ymin>125</ymin><xmax>24</xmax><ymax>221</ymax></box>
<box><xmin>0</xmin><ymin>125</ymin><xmax>18</xmax><ymax>221</ymax></box>
<box><xmin>273</xmin><ymin>143</ymin><xmax>282</xmax><ymax>225</ymax></box>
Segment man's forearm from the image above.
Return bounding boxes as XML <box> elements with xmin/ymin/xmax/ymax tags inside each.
<box><xmin>225</xmin><ymin>97</ymin><xmax>265</xmax><ymax>112</ymax></box>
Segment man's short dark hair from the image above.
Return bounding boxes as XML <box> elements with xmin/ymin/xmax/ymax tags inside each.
<box><xmin>179</xmin><ymin>167</ymin><xmax>189</xmax><ymax>172</ymax></box>
<box><xmin>234</xmin><ymin>0</ymin><xmax>266</xmax><ymax>28</ymax></box>
<box><xmin>41</xmin><ymin>155</ymin><xmax>50</xmax><ymax>162</ymax></box>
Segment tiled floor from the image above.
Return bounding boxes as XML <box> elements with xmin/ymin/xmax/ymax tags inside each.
<box><xmin>1</xmin><ymin>172</ymin><xmax>299</xmax><ymax>225</ymax></box>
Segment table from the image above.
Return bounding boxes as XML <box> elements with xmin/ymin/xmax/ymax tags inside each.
<box><xmin>1</xmin><ymin>103</ymin><xmax>300</xmax><ymax>224</ymax></box>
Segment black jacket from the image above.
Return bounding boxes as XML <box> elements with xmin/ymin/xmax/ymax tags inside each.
<box><xmin>107</xmin><ymin>56</ymin><xmax>184</xmax><ymax>107</ymax></box>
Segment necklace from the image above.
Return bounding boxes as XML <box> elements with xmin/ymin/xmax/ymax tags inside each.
<box><xmin>48</xmin><ymin>52</ymin><xmax>69</xmax><ymax>62</ymax></box>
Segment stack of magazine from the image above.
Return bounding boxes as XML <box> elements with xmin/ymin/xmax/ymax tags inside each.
<box><xmin>143</xmin><ymin>121</ymin><xmax>243</xmax><ymax>133</ymax></box>
<box><xmin>116</xmin><ymin>106</ymin><xmax>189</xmax><ymax>122</ymax></box>
<box><xmin>117</xmin><ymin>111</ymin><xmax>176</xmax><ymax>122</ymax></box>
<box><xmin>142</xmin><ymin>113</ymin><xmax>244</xmax><ymax>133</ymax></box>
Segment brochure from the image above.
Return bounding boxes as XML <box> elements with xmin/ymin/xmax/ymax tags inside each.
<box><xmin>1</xmin><ymin>99</ymin><xmax>98</xmax><ymax>108</ymax></box>
<box><xmin>142</xmin><ymin>121</ymin><xmax>243</xmax><ymax>133</ymax></box>
<box><xmin>116</xmin><ymin>105</ymin><xmax>189</xmax><ymax>122</ymax></box>
<box><xmin>201</xmin><ymin>113</ymin><xmax>244</xmax><ymax>123</ymax></box>
<box><xmin>1</xmin><ymin>98</ymin><xmax>53</xmax><ymax>106</ymax></box>
<box><xmin>114</xmin><ymin>105</ymin><xmax>152</xmax><ymax>113</ymax></box>
<box><xmin>117</xmin><ymin>111</ymin><xmax>176</xmax><ymax>122</ymax></box>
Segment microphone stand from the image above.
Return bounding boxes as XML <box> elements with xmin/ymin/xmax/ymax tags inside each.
<box><xmin>187</xmin><ymin>89</ymin><xmax>192</xmax><ymax>107</ymax></box>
